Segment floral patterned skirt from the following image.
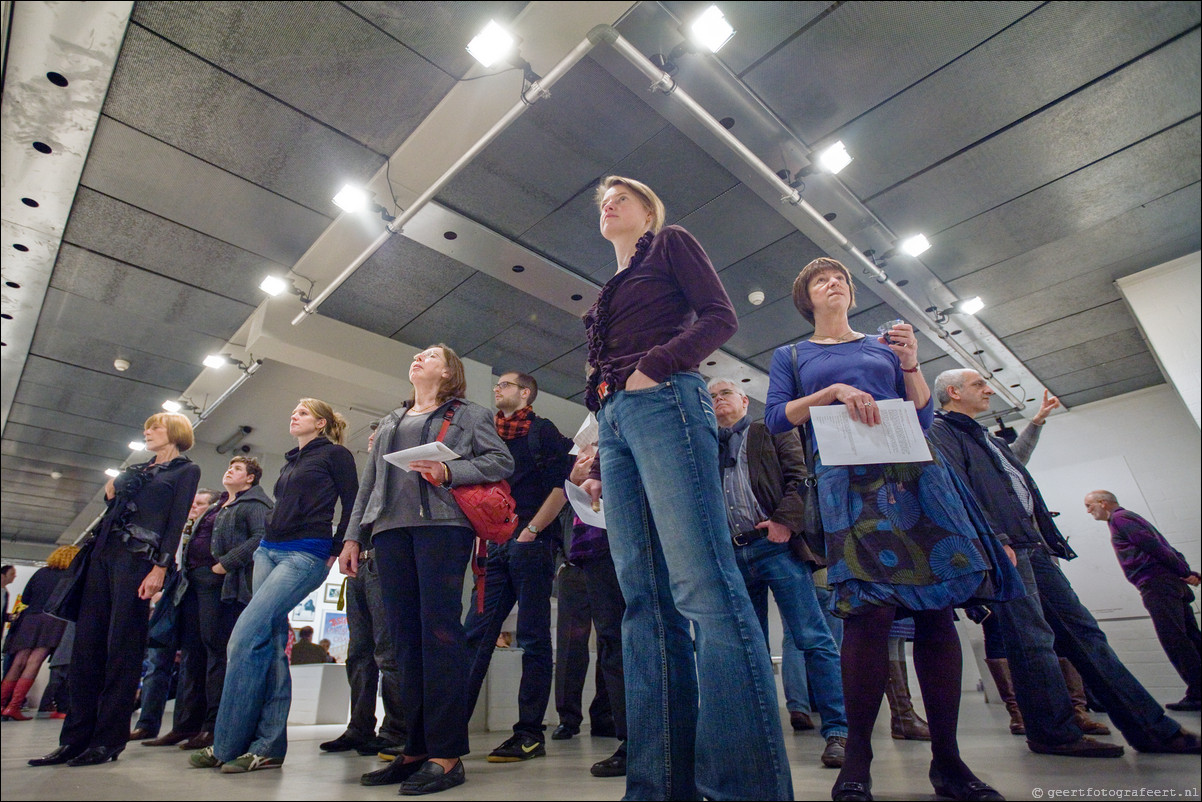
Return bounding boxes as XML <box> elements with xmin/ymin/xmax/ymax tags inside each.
<box><xmin>817</xmin><ymin>446</ymin><xmax>991</xmax><ymax>619</ymax></box>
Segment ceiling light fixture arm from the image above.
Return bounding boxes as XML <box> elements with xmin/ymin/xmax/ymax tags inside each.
<box><xmin>195</xmin><ymin>359</ymin><xmax>263</xmax><ymax>425</ymax></box>
<box><xmin>605</xmin><ymin>31</ymin><xmax>1022</xmax><ymax>411</ymax></box>
<box><xmin>291</xmin><ymin>26</ymin><xmax>611</xmax><ymax>326</ymax></box>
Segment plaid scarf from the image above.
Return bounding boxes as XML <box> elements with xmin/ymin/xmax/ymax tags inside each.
<box><xmin>495</xmin><ymin>406</ymin><xmax>534</xmax><ymax>440</ymax></box>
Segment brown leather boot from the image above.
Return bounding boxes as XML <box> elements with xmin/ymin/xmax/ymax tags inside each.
<box><xmin>1060</xmin><ymin>658</ymin><xmax>1111</xmax><ymax>735</ymax></box>
<box><xmin>885</xmin><ymin>660</ymin><xmax>931</xmax><ymax>740</ymax></box>
<box><xmin>985</xmin><ymin>658</ymin><xmax>1025</xmax><ymax>735</ymax></box>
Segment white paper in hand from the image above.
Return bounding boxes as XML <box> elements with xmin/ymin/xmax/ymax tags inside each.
<box><xmin>809</xmin><ymin>399</ymin><xmax>932</xmax><ymax>466</ymax></box>
<box><xmin>570</xmin><ymin>413</ymin><xmax>599</xmax><ymax>455</ymax></box>
<box><xmin>564</xmin><ymin>480</ymin><xmax>605</xmax><ymax>529</ymax></box>
<box><xmin>382</xmin><ymin>441</ymin><xmax>459</xmax><ymax>471</ymax></box>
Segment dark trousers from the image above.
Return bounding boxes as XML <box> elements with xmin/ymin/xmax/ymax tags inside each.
<box><xmin>174</xmin><ymin>568</ymin><xmax>243</xmax><ymax>733</ymax></box>
<box><xmin>554</xmin><ymin>562</ymin><xmax>611</xmax><ymax>731</ymax></box>
<box><xmin>344</xmin><ymin>551</ymin><xmax>407</xmax><ymax>743</ymax></box>
<box><xmin>39</xmin><ymin>665</ymin><xmax>71</xmax><ymax>713</ymax></box>
<box><xmin>134</xmin><ymin>645</ymin><xmax>177</xmax><ymax>734</ymax></box>
<box><xmin>1140</xmin><ymin>580</ymin><xmax>1202</xmax><ymax>701</ymax></box>
<box><xmin>464</xmin><ymin>535</ymin><xmax>556</xmax><ymax>738</ymax></box>
<box><xmin>580</xmin><ymin>552</ymin><xmax>627</xmax><ymax>740</ymax></box>
<box><xmin>373</xmin><ymin>526</ymin><xmax>475</xmax><ymax>759</ymax></box>
<box><xmin>60</xmin><ymin>541</ymin><xmax>151</xmax><ymax>749</ymax></box>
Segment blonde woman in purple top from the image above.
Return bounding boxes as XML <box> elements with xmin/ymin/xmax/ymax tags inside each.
<box><xmin>580</xmin><ymin>176</ymin><xmax>791</xmax><ymax>801</ymax></box>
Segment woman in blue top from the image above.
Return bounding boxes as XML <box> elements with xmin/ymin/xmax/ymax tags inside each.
<box><xmin>191</xmin><ymin>398</ymin><xmax>358</xmax><ymax>774</ymax></box>
<box><xmin>765</xmin><ymin>258</ymin><xmax>1002</xmax><ymax>802</ymax></box>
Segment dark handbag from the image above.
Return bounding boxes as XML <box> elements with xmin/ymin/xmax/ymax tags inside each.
<box><xmin>789</xmin><ymin>344</ymin><xmax>825</xmax><ymax>563</ymax></box>
<box><xmin>147</xmin><ymin>568</ymin><xmax>181</xmax><ymax>648</ymax></box>
<box><xmin>44</xmin><ymin>536</ymin><xmax>96</xmax><ymax>622</ymax></box>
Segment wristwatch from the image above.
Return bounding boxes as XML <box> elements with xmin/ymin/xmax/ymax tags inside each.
<box><xmin>525</xmin><ymin>524</ymin><xmax>539</xmax><ymax>535</ymax></box>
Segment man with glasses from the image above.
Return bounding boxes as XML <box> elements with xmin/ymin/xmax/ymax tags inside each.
<box><xmin>707</xmin><ymin>378</ymin><xmax>848</xmax><ymax>769</ymax></box>
<box><xmin>463</xmin><ymin>372</ymin><xmax>574</xmax><ymax>763</ymax></box>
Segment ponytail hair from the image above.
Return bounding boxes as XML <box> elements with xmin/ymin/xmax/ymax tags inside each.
<box><xmin>297</xmin><ymin>398</ymin><xmax>348</xmax><ymax>445</ymax></box>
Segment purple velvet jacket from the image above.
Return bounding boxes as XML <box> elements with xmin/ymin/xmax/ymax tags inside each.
<box><xmin>1107</xmin><ymin>507</ymin><xmax>1198</xmax><ymax>589</ymax></box>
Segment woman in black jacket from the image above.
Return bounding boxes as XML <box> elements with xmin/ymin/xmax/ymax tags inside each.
<box><xmin>191</xmin><ymin>399</ymin><xmax>357</xmax><ymax>774</ymax></box>
<box><xmin>31</xmin><ymin>413</ymin><xmax>200</xmax><ymax>767</ymax></box>
<box><xmin>1</xmin><ymin>545</ymin><xmax>79</xmax><ymax>720</ymax></box>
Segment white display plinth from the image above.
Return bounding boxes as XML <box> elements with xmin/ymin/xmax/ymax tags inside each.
<box><xmin>288</xmin><ymin>663</ymin><xmax>351</xmax><ymax>725</ymax></box>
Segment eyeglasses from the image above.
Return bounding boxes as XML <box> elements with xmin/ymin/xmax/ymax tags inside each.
<box><xmin>494</xmin><ymin>381</ymin><xmax>526</xmax><ymax>391</ymax></box>
<box><xmin>710</xmin><ymin>389</ymin><xmax>741</xmax><ymax>400</ymax></box>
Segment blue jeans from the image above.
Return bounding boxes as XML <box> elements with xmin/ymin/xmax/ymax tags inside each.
<box><xmin>464</xmin><ymin>535</ymin><xmax>556</xmax><ymax>738</ymax></box>
<box><xmin>782</xmin><ymin>585</ymin><xmax>842</xmax><ymax>715</ymax></box>
<box><xmin>734</xmin><ymin>539</ymin><xmax>847</xmax><ymax>739</ymax></box>
<box><xmin>598</xmin><ymin>373</ymin><xmax>792</xmax><ymax>801</ymax></box>
<box><xmin>1027</xmin><ymin>547</ymin><xmax>1182</xmax><ymax>750</ymax></box>
<box><xmin>135</xmin><ymin>645</ymin><xmax>177</xmax><ymax>734</ymax></box>
<box><xmin>213</xmin><ymin>546</ymin><xmax>329</xmax><ymax>761</ymax></box>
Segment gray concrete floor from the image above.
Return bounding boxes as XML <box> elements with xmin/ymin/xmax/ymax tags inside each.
<box><xmin>2</xmin><ymin>702</ymin><xmax>1199</xmax><ymax>800</ymax></box>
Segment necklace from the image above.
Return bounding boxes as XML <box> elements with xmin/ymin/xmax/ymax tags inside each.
<box><xmin>410</xmin><ymin>400</ymin><xmax>439</xmax><ymax>414</ymax></box>
<box><xmin>811</xmin><ymin>329</ymin><xmax>860</xmax><ymax>344</ymax></box>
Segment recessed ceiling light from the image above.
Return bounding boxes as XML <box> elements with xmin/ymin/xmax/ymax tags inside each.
<box><xmin>955</xmin><ymin>296</ymin><xmax>985</xmax><ymax>315</ymax></box>
<box><xmin>332</xmin><ymin>185</ymin><xmax>368</xmax><ymax>213</ymax></box>
<box><xmin>900</xmin><ymin>234</ymin><xmax>931</xmax><ymax>257</ymax></box>
<box><xmin>32</xmin><ymin>141</ymin><xmax>52</xmax><ymax>154</ymax></box>
<box><xmin>50</xmin><ymin>471</ymin><xmax>63</xmax><ymax>480</ymax></box>
<box><xmin>689</xmin><ymin>6</ymin><xmax>736</xmax><ymax>53</ymax></box>
<box><xmin>747</xmin><ymin>290</ymin><xmax>765</xmax><ymax>306</ymax></box>
<box><xmin>162</xmin><ymin>400</ymin><xmax>182</xmax><ymax>412</ymax></box>
<box><xmin>816</xmin><ymin>141</ymin><xmax>853</xmax><ymax>174</ymax></box>
<box><xmin>467</xmin><ymin>20</ymin><xmax>516</xmax><ymax>68</ymax></box>
<box><xmin>203</xmin><ymin>354</ymin><xmax>229</xmax><ymax>369</ymax></box>
<box><xmin>104</xmin><ymin>468</ymin><xmax>121</xmax><ymax>478</ymax></box>
<box><xmin>113</xmin><ymin>358</ymin><xmax>130</xmax><ymax>372</ymax></box>
<box><xmin>259</xmin><ymin>275</ymin><xmax>289</xmax><ymax>296</ymax></box>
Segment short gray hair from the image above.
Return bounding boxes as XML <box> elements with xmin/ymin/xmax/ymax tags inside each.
<box><xmin>1087</xmin><ymin>490</ymin><xmax>1118</xmax><ymax>506</ymax></box>
<box><xmin>934</xmin><ymin>369</ymin><xmax>978</xmax><ymax>407</ymax></box>
<box><xmin>706</xmin><ymin>377</ymin><xmax>746</xmax><ymax>397</ymax></box>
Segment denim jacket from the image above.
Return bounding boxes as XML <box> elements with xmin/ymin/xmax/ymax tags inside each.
<box><xmin>345</xmin><ymin>397</ymin><xmax>514</xmax><ymax>545</ymax></box>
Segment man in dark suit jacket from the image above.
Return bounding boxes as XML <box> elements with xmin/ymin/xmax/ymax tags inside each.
<box><xmin>708</xmin><ymin>378</ymin><xmax>847</xmax><ymax>770</ymax></box>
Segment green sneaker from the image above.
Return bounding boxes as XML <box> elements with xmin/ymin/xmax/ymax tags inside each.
<box><xmin>221</xmin><ymin>752</ymin><xmax>284</xmax><ymax>773</ymax></box>
<box><xmin>189</xmin><ymin>746</ymin><xmax>222</xmax><ymax>768</ymax></box>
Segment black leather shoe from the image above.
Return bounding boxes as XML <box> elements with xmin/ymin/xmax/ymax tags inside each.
<box><xmin>179</xmin><ymin>732</ymin><xmax>214</xmax><ymax>750</ymax></box>
<box><xmin>1136</xmin><ymin>729</ymin><xmax>1202</xmax><ymax>754</ymax></box>
<box><xmin>590</xmin><ymin>745</ymin><xmax>626</xmax><ymax>777</ymax></box>
<box><xmin>66</xmin><ymin>745</ymin><xmax>123</xmax><ymax>766</ymax></box>
<box><xmin>831</xmin><ymin>779</ymin><xmax>872</xmax><ymax>801</ymax></box>
<box><xmin>929</xmin><ymin>762</ymin><xmax>1004</xmax><ymax>801</ymax></box>
<box><xmin>127</xmin><ymin>728</ymin><xmax>155</xmax><ymax>742</ymax></box>
<box><xmin>551</xmin><ymin>724</ymin><xmax>579</xmax><ymax>740</ymax></box>
<box><xmin>1166</xmin><ymin>698</ymin><xmax>1202</xmax><ymax>712</ymax></box>
<box><xmin>320</xmin><ymin>733</ymin><xmax>366</xmax><ymax>752</ymax></box>
<box><xmin>29</xmin><ymin>744</ymin><xmax>85</xmax><ymax>767</ymax></box>
<box><xmin>400</xmin><ymin>760</ymin><xmax>466</xmax><ymax>795</ymax></box>
<box><xmin>356</xmin><ymin>735</ymin><xmax>400</xmax><ymax>756</ymax></box>
<box><xmin>361</xmin><ymin>757</ymin><xmax>426</xmax><ymax>786</ymax></box>
<box><xmin>142</xmin><ymin>730</ymin><xmax>197</xmax><ymax>747</ymax></box>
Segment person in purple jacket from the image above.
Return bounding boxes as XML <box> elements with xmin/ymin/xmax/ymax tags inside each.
<box><xmin>764</xmin><ymin>258</ymin><xmax>1005</xmax><ymax>802</ymax></box>
<box><xmin>1086</xmin><ymin>491</ymin><xmax>1201</xmax><ymax>711</ymax></box>
<box><xmin>579</xmin><ymin>176</ymin><xmax>791</xmax><ymax>801</ymax></box>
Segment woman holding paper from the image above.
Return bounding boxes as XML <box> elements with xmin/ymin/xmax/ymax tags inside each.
<box><xmin>764</xmin><ymin>257</ymin><xmax>1003</xmax><ymax>802</ymax></box>
<box><xmin>339</xmin><ymin>344</ymin><xmax>512</xmax><ymax>795</ymax></box>
<box><xmin>191</xmin><ymin>398</ymin><xmax>356</xmax><ymax>774</ymax></box>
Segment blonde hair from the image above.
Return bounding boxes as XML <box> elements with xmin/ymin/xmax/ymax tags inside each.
<box><xmin>297</xmin><ymin>398</ymin><xmax>348</xmax><ymax>445</ymax></box>
<box><xmin>143</xmin><ymin>412</ymin><xmax>195</xmax><ymax>452</ymax></box>
<box><xmin>792</xmin><ymin>258</ymin><xmax>857</xmax><ymax>324</ymax></box>
<box><xmin>46</xmin><ymin>545</ymin><xmax>81</xmax><ymax>570</ymax></box>
<box><xmin>594</xmin><ymin>176</ymin><xmax>666</xmax><ymax>234</ymax></box>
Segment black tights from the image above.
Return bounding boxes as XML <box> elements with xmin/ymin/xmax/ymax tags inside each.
<box><xmin>836</xmin><ymin>605</ymin><xmax>977</xmax><ymax>789</ymax></box>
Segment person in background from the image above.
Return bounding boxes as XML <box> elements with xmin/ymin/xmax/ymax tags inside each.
<box><xmin>131</xmin><ymin>490</ymin><xmax>216</xmax><ymax>742</ymax></box>
<box><xmin>290</xmin><ymin>626</ymin><xmax>327</xmax><ymax>665</ymax></box>
<box><xmin>2</xmin><ymin>565</ymin><xmax>15</xmax><ymax>626</ymax></box>
<box><xmin>30</xmin><ymin>412</ymin><xmax>200</xmax><ymax>768</ymax></box>
<box><xmin>1085</xmin><ymin>490</ymin><xmax>1201</xmax><ymax>712</ymax></box>
<box><xmin>191</xmin><ymin>398</ymin><xmax>357</xmax><ymax>774</ymax></box>
<box><xmin>581</xmin><ymin>176</ymin><xmax>790</xmax><ymax>800</ymax></box>
<box><xmin>341</xmin><ymin>344</ymin><xmax>512</xmax><ymax>795</ymax></box>
<box><xmin>1</xmin><ymin>545</ymin><xmax>80</xmax><ymax>720</ymax></box>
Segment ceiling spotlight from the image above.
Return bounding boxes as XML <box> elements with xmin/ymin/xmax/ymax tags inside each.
<box><xmin>816</xmin><ymin>141</ymin><xmax>853</xmax><ymax>174</ymax></box>
<box><xmin>688</xmin><ymin>5</ymin><xmax>736</xmax><ymax>53</ymax></box>
<box><xmin>259</xmin><ymin>275</ymin><xmax>289</xmax><ymax>296</ymax></box>
<box><xmin>113</xmin><ymin>358</ymin><xmax>131</xmax><ymax>372</ymax></box>
<box><xmin>203</xmin><ymin>354</ymin><xmax>230</xmax><ymax>369</ymax></box>
<box><xmin>955</xmin><ymin>296</ymin><xmax>985</xmax><ymax>316</ymax></box>
<box><xmin>900</xmin><ymin>233</ymin><xmax>931</xmax><ymax>257</ymax></box>
<box><xmin>129</xmin><ymin>441</ymin><xmax>146</xmax><ymax>451</ymax></box>
<box><xmin>467</xmin><ymin>20</ymin><xmax>516</xmax><ymax>68</ymax></box>
<box><xmin>104</xmin><ymin>468</ymin><xmax>121</xmax><ymax>478</ymax></box>
<box><xmin>161</xmin><ymin>400</ymin><xmax>182</xmax><ymax>412</ymax></box>
<box><xmin>747</xmin><ymin>290</ymin><xmax>765</xmax><ymax>306</ymax></box>
<box><xmin>50</xmin><ymin>471</ymin><xmax>63</xmax><ymax>480</ymax></box>
<box><xmin>332</xmin><ymin>185</ymin><xmax>368</xmax><ymax>214</ymax></box>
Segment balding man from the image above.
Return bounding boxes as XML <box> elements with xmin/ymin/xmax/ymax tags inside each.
<box><xmin>1086</xmin><ymin>490</ymin><xmax>1201</xmax><ymax>712</ymax></box>
<box><xmin>930</xmin><ymin>368</ymin><xmax>1199</xmax><ymax>756</ymax></box>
